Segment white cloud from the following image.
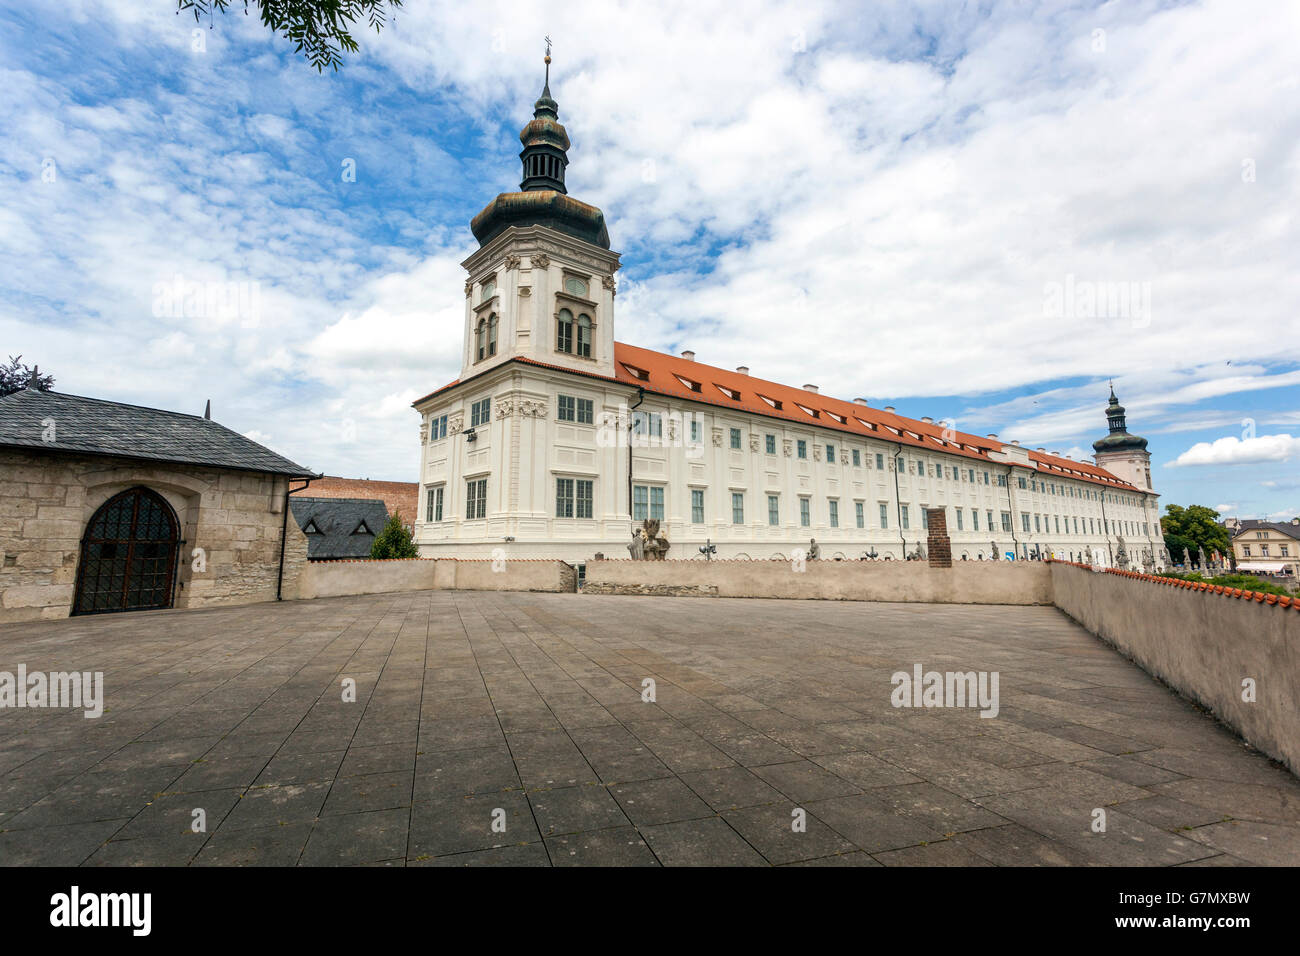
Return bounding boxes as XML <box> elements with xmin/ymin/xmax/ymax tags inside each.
<box><xmin>1168</xmin><ymin>434</ymin><xmax>1300</xmax><ymax>468</ymax></box>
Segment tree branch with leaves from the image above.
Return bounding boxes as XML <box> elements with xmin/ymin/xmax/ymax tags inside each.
<box><xmin>177</xmin><ymin>0</ymin><xmax>402</xmax><ymax>71</ymax></box>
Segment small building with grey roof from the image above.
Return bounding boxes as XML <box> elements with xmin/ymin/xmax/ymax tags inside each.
<box><xmin>0</xmin><ymin>388</ymin><xmax>318</xmax><ymax>622</ymax></box>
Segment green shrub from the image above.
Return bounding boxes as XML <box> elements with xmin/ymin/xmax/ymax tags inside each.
<box><xmin>369</xmin><ymin>511</ymin><xmax>419</xmax><ymax>560</ymax></box>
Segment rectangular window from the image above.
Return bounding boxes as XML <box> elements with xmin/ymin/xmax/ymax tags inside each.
<box><xmin>800</xmin><ymin>498</ymin><xmax>811</xmax><ymax>527</ymax></box>
<box><xmin>997</xmin><ymin>474</ymin><xmax>1007</xmax><ymax>487</ymax></box>
<box><xmin>827</xmin><ymin>445</ymin><xmax>836</xmax><ymax>463</ymax></box>
<box><xmin>1261</xmin><ymin>544</ymin><xmax>1270</xmax><ymax>556</ymax></box>
<box><xmin>829</xmin><ymin>500</ymin><xmax>839</xmax><ymax>528</ymax></box>
<box><xmin>797</xmin><ymin>440</ymin><xmax>808</xmax><ymax>459</ymax></box>
<box><xmin>855</xmin><ymin>501</ymin><xmax>865</xmax><ymax>529</ymax></box>
<box><xmin>852</xmin><ymin>449</ymin><xmax>861</xmax><ymax>467</ymax></box>
<box><xmin>470</xmin><ymin>397</ymin><xmax>491</xmax><ymax>427</ymax></box>
<box><xmin>1074</xmin><ymin>517</ymin><xmax>1080</xmax><ymax>533</ymax></box>
<box><xmin>969</xmin><ymin>469</ymin><xmax>975</xmax><ymax>483</ymax></box>
<box><xmin>1054</xmin><ymin>516</ymin><xmax>1060</xmax><ymax>533</ymax></box>
<box><xmin>768</xmin><ymin>494</ymin><xmax>779</xmax><ymax>526</ymax></box>
<box><xmin>983</xmin><ymin>471</ymin><xmax>989</xmax><ymax>485</ymax></box>
<box><xmin>730</xmin><ymin>427</ymin><xmax>742</xmax><ymax>449</ymax></box>
<box><xmin>879</xmin><ymin>503</ymin><xmax>889</xmax><ymax>529</ymax></box>
<box><xmin>1001</xmin><ymin>511</ymin><xmax>1012</xmax><ymax>532</ymax></box>
<box><xmin>633</xmin><ymin>485</ymin><xmax>665</xmax><ymax>521</ymax></box>
<box><xmin>466</xmin><ymin>478</ymin><xmax>487</xmax><ymax>519</ymax></box>
<box><xmin>556</xmin><ymin>478</ymin><xmax>573</xmax><ymax>518</ymax></box>
<box><xmin>632</xmin><ymin>411</ymin><xmax>662</xmax><ymax>438</ymax></box>
<box><xmin>555</xmin><ymin>478</ymin><xmax>594</xmax><ymax>518</ymax></box>
<box><xmin>1017</xmin><ymin>476</ymin><xmax>1027</xmax><ymax>490</ymax></box>
<box><xmin>971</xmin><ymin>509</ymin><xmax>979</xmax><ymax>531</ymax></box>
<box><xmin>426</xmin><ymin>486</ymin><xmax>443</xmax><ymax>522</ymax></box>
<box><xmin>1022</xmin><ymin>513</ymin><xmax>1031</xmax><ymax>533</ymax></box>
<box><xmin>690</xmin><ymin>420</ymin><xmax>701</xmax><ymax>443</ymax></box>
<box><xmin>876</xmin><ymin>453</ymin><xmax>885</xmax><ymax>469</ymax></box>
<box><xmin>921</xmin><ymin>508</ymin><xmax>929</xmax><ymax>529</ymax></box>
<box><xmin>765</xmin><ymin>434</ymin><xmax>777</xmax><ymax>455</ymax></box>
<box><xmin>558</xmin><ymin>395</ymin><xmax>576</xmax><ymax>421</ymax></box>
<box><xmin>901</xmin><ymin>505</ymin><xmax>910</xmax><ymax>531</ymax></box>
<box><xmin>1034</xmin><ymin>515</ymin><xmax>1041</xmax><ymax>532</ymax></box>
<box><xmin>577</xmin><ymin>398</ymin><xmax>594</xmax><ymax>424</ymax></box>
<box><xmin>429</xmin><ymin>415</ymin><xmax>448</xmax><ymax>441</ymax></box>
<box><xmin>1281</xmin><ymin>545</ymin><xmax>1290</xmax><ymax>557</ymax></box>
<box><xmin>732</xmin><ymin>492</ymin><xmax>744</xmax><ymax>525</ymax></box>
<box><xmin>956</xmin><ymin>509</ymin><xmax>964</xmax><ymax>531</ymax></box>
<box><xmin>691</xmin><ymin>489</ymin><xmax>705</xmax><ymax>524</ymax></box>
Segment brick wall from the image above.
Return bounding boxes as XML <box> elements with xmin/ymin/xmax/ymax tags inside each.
<box><xmin>306</xmin><ymin>476</ymin><xmax>419</xmax><ymax>525</ymax></box>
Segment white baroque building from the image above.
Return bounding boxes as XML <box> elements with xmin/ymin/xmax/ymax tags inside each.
<box><xmin>413</xmin><ymin>67</ymin><xmax>1168</xmax><ymax>570</ymax></box>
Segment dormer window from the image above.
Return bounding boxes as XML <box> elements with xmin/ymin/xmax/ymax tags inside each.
<box><xmin>303</xmin><ymin>519</ymin><xmax>321</xmax><ymax>534</ymax></box>
<box><xmin>352</xmin><ymin>521</ymin><xmax>372</xmax><ymax>535</ymax></box>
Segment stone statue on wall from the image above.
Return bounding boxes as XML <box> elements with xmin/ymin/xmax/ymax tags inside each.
<box><xmin>641</xmin><ymin>519</ymin><xmax>670</xmax><ymax>560</ymax></box>
<box><xmin>807</xmin><ymin>538</ymin><xmax>820</xmax><ymax>560</ymax></box>
<box><xmin>627</xmin><ymin>529</ymin><xmax>644</xmax><ymax>560</ymax></box>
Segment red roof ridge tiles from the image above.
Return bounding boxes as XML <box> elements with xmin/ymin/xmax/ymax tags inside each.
<box><xmin>1048</xmin><ymin>559</ymin><xmax>1296</xmax><ymax>609</ymax></box>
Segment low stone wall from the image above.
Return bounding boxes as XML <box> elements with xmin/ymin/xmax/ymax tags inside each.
<box><xmin>1050</xmin><ymin>561</ymin><xmax>1300</xmax><ymax>774</ymax></box>
<box><xmin>582</xmin><ymin>559</ymin><xmax>1051</xmax><ymax>604</ymax></box>
<box><xmin>292</xmin><ymin>557</ymin><xmax>575</xmax><ymax>600</ymax></box>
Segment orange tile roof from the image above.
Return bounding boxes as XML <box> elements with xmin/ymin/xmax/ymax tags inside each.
<box><xmin>413</xmin><ymin>344</ymin><xmax>1139</xmax><ymax>492</ymax></box>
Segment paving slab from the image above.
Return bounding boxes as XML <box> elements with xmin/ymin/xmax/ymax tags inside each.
<box><xmin>1</xmin><ymin>589</ymin><xmax>1297</xmax><ymax>866</ymax></box>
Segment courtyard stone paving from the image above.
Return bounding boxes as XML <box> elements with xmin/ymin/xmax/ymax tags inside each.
<box><xmin>1</xmin><ymin>590</ymin><xmax>1297</xmax><ymax>866</ymax></box>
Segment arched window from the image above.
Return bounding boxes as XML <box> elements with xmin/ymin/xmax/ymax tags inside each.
<box><xmin>577</xmin><ymin>313</ymin><xmax>592</xmax><ymax>357</ymax></box>
<box><xmin>557</xmin><ymin>308</ymin><xmax>574</xmax><ymax>353</ymax></box>
<box><xmin>476</xmin><ymin>318</ymin><xmax>487</xmax><ymax>361</ymax></box>
<box><xmin>487</xmin><ymin>313</ymin><xmax>498</xmax><ymax>357</ymax></box>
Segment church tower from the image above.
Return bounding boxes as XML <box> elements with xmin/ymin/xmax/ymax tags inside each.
<box><xmin>1092</xmin><ymin>385</ymin><xmax>1153</xmax><ymax>491</ymax></box>
<box><xmin>458</xmin><ymin>47</ymin><xmax>620</xmax><ymax>383</ymax></box>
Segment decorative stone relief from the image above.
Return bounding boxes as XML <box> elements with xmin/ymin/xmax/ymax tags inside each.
<box><xmin>448</xmin><ymin>415</ymin><xmax>464</xmax><ymax>435</ymax></box>
<box><xmin>783</xmin><ymin>439</ymin><xmax>793</xmax><ymax>457</ymax></box>
<box><xmin>419</xmin><ymin>422</ymin><xmax>428</xmax><ymax>443</ymax></box>
<box><xmin>602</xmin><ymin>275</ymin><xmax>616</xmax><ymax>295</ymax></box>
<box><xmin>813</xmin><ymin>445</ymin><xmax>823</xmax><ymax>462</ymax></box>
<box><xmin>464</xmin><ymin>280</ymin><xmax>473</xmax><ymax>297</ymax></box>
<box><xmin>531</xmin><ymin>253</ymin><xmax>550</xmax><ymax>269</ymax></box>
<box><xmin>666</xmin><ymin>417</ymin><xmax>677</xmax><ymax>441</ymax></box>
<box><xmin>495</xmin><ymin>400</ymin><xmax>514</xmax><ymax>419</ymax></box>
<box><xmin>748</xmin><ymin>434</ymin><xmax>760</xmax><ymax>452</ymax></box>
<box><xmin>711</xmin><ymin>427</ymin><xmax>724</xmax><ymax>447</ymax></box>
<box><xmin>504</xmin><ymin>254</ymin><xmax>521</xmax><ymax>270</ymax></box>
<box><xmin>518</xmin><ymin>286</ymin><xmax>532</xmax><ymax>297</ymax></box>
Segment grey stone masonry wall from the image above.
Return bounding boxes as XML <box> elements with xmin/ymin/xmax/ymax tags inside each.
<box><xmin>0</xmin><ymin>449</ymin><xmax>307</xmax><ymax>622</ymax></box>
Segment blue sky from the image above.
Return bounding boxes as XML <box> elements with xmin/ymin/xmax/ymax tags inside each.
<box><xmin>2</xmin><ymin>0</ymin><xmax>1298</xmax><ymax>519</ymax></box>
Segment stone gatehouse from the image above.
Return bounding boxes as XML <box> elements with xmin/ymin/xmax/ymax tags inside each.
<box><xmin>0</xmin><ymin>389</ymin><xmax>315</xmax><ymax>622</ymax></box>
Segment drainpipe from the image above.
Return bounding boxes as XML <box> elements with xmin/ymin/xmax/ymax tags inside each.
<box><xmin>1004</xmin><ymin>465</ymin><xmax>1020</xmax><ymax>558</ymax></box>
<box><xmin>277</xmin><ymin>475</ymin><xmax>316</xmax><ymax>600</ymax></box>
<box><xmin>889</xmin><ymin>447</ymin><xmax>908</xmax><ymax>558</ymax></box>
<box><xmin>627</xmin><ymin>386</ymin><xmax>644</xmax><ymax>523</ymax></box>
<box><xmin>1099</xmin><ymin>488</ymin><xmax>1113</xmax><ymax>566</ymax></box>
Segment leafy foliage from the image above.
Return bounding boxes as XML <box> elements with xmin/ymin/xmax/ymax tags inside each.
<box><xmin>0</xmin><ymin>355</ymin><xmax>55</xmax><ymax>397</ymax></box>
<box><xmin>1159</xmin><ymin>504</ymin><xmax>1231</xmax><ymax>565</ymax></box>
<box><xmin>177</xmin><ymin>0</ymin><xmax>402</xmax><ymax>71</ymax></box>
<box><xmin>369</xmin><ymin>510</ymin><xmax>418</xmax><ymax>559</ymax></box>
<box><xmin>1153</xmin><ymin>570</ymin><xmax>1293</xmax><ymax>597</ymax></box>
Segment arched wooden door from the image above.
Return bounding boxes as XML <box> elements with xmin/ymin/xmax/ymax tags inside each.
<box><xmin>73</xmin><ymin>487</ymin><xmax>179</xmax><ymax>615</ymax></box>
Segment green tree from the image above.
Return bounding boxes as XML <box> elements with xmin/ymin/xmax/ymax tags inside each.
<box><xmin>0</xmin><ymin>355</ymin><xmax>55</xmax><ymax>397</ymax></box>
<box><xmin>369</xmin><ymin>510</ymin><xmax>418</xmax><ymax>559</ymax></box>
<box><xmin>177</xmin><ymin>0</ymin><xmax>402</xmax><ymax>71</ymax></box>
<box><xmin>1160</xmin><ymin>504</ymin><xmax>1232</xmax><ymax>566</ymax></box>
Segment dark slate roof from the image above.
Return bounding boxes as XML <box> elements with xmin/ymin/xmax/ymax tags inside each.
<box><xmin>0</xmin><ymin>389</ymin><xmax>315</xmax><ymax>477</ymax></box>
<box><xmin>1231</xmin><ymin>520</ymin><xmax>1300</xmax><ymax>541</ymax></box>
<box><xmin>290</xmin><ymin>496</ymin><xmax>390</xmax><ymax>560</ymax></box>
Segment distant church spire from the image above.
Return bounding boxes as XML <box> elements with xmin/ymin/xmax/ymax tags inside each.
<box><xmin>518</xmin><ymin>39</ymin><xmax>570</xmax><ymax>193</ymax></box>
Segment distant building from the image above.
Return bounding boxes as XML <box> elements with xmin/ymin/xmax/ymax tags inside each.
<box><xmin>290</xmin><ymin>497</ymin><xmax>390</xmax><ymax>560</ymax></box>
<box><xmin>1230</xmin><ymin>519</ymin><xmax>1300</xmax><ymax>578</ymax></box>
<box><xmin>0</xmin><ymin>389</ymin><xmax>315</xmax><ymax>621</ymax></box>
<box><xmin>305</xmin><ymin>477</ymin><xmax>417</xmax><ymax>528</ymax></box>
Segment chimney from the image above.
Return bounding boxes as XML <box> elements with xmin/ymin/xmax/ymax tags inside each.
<box><xmin>736</xmin><ymin>366</ymin><xmax>749</xmax><ymax>375</ymax></box>
<box><xmin>1036</xmin><ymin>447</ymin><xmax>1046</xmax><ymax>453</ymax></box>
<box><xmin>803</xmin><ymin>384</ymin><xmax>819</xmax><ymax>393</ymax></box>
<box><xmin>204</xmin><ymin>399</ymin><xmax>211</xmax><ymax>420</ymax></box>
<box><xmin>1011</xmin><ymin>440</ymin><xmax>1020</xmax><ymax>446</ymax></box>
<box><xmin>921</xmin><ymin>416</ymin><xmax>933</xmax><ymax>424</ymax></box>
<box><xmin>853</xmin><ymin>398</ymin><xmax>868</xmax><ymax>406</ymax></box>
<box><xmin>883</xmin><ymin>405</ymin><xmax>895</xmax><ymax>413</ymax></box>
<box><xmin>986</xmin><ymin>433</ymin><xmax>998</xmax><ymax>440</ymax></box>
<box><xmin>680</xmin><ymin>350</ymin><xmax>695</xmax><ymax>361</ymax></box>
